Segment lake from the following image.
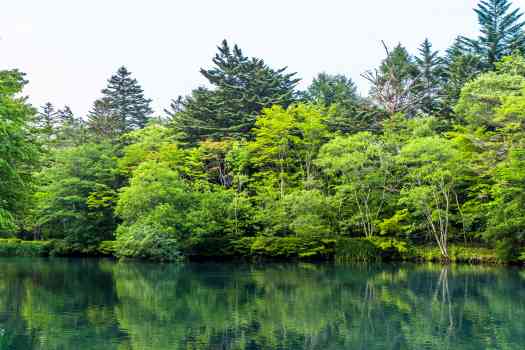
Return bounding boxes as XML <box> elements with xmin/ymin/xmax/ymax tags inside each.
<box><xmin>0</xmin><ymin>258</ymin><xmax>523</xmax><ymax>349</ymax></box>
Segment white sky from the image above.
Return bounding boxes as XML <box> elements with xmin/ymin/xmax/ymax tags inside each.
<box><xmin>0</xmin><ymin>0</ymin><xmax>483</xmax><ymax>117</ymax></box>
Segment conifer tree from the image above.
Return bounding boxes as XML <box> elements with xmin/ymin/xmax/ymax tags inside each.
<box><xmin>56</xmin><ymin>105</ymin><xmax>75</xmax><ymax>125</ymax></box>
<box><xmin>34</xmin><ymin>103</ymin><xmax>58</xmax><ymax>138</ymax></box>
<box><xmin>460</xmin><ymin>0</ymin><xmax>525</xmax><ymax>66</ymax></box>
<box><xmin>441</xmin><ymin>38</ymin><xmax>484</xmax><ymax>115</ymax></box>
<box><xmin>169</xmin><ymin>40</ymin><xmax>300</xmax><ymax>142</ymax></box>
<box><xmin>88</xmin><ymin>66</ymin><xmax>152</xmax><ymax>138</ymax></box>
<box><xmin>415</xmin><ymin>39</ymin><xmax>444</xmax><ymax>114</ymax></box>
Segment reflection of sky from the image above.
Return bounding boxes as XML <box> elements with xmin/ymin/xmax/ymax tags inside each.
<box><xmin>0</xmin><ymin>0</ymin><xmax>480</xmax><ymax>117</ymax></box>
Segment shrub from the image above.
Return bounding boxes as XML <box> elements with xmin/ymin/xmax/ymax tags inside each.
<box><xmin>249</xmin><ymin>236</ymin><xmax>335</xmax><ymax>259</ymax></box>
<box><xmin>335</xmin><ymin>238</ymin><xmax>380</xmax><ymax>262</ymax></box>
<box><xmin>335</xmin><ymin>237</ymin><xmax>409</xmax><ymax>262</ymax></box>
<box><xmin>115</xmin><ymin>223</ymin><xmax>183</xmax><ymax>262</ymax></box>
<box><xmin>0</xmin><ymin>239</ymin><xmax>51</xmax><ymax>256</ymax></box>
<box><xmin>98</xmin><ymin>240</ymin><xmax>118</xmax><ymax>256</ymax></box>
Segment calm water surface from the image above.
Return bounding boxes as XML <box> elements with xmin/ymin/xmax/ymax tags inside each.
<box><xmin>0</xmin><ymin>258</ymin><xmax>524</xmax><ymax>349</ymax></box>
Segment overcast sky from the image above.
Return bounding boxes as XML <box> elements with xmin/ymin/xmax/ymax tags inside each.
<box><xmin>0</xmin><ymin>0</ymin><xmax>482</xmax><ymax>117</ymax></box>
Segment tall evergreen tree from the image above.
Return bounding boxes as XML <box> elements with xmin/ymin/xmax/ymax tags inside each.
<box><xmin>460</xmin><ymin>0</ymin><xmax>525</xmax><ymax>66</ymax></box>
<box><xmin>415</xmin><ymin>39</ymin><xmax>444</xmax><ymax>114</ymax></box>
<box><xmin>34</xmin><ymin>102</ymin><xmax>59</xmax><ymax>142</ymax></box>
<box><xmin>169</xmin><ymin>40</ymin><xmax>300</xmax><ymax>142</ymax></box>
<box><xmin>88</xmin><ymin>66</ymin><xmax>152</xmax><ymax>138</ymax></box>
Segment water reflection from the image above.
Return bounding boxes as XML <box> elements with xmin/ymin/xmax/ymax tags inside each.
<box><xmin>0</xmin><ymin>258</ymin><xmax>523</xmax><ymax>349</ymax></box>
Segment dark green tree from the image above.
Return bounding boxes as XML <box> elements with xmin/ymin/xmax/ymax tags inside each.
<box><xmin>459</xmin><ymin>0</ymin><xmax>525</xmax><ymax>66</ymax></box>
<box><xmin>441</xmin><ymin>38</ymin><xmax>485</xmax><ymax>116</ymax></box>
<box><xmin>169</xmin><ymin>40</ymin><xmax>300</xmax><ymax>142</ymax></box>
<box><xmin>88</xmin><ymin>66</ymin><xmax>152</xmax><ymax>138</ymax></box>
<box><xmin>304</xmin><ymin>72</ymin><xmax>385</xmax><ymax>134</ymax></box>
<box><xmin>415</xmin><ymin>39</ymin><xmax>444</xmax><ymax>114</ymax></box>
<box><xmin>306</xmin><ymin>73</ymin><xmax>358</xmax><ymax>106</ymax></box>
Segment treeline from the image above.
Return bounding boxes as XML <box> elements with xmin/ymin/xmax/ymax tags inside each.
<box><xmin>2</xmin><ymin>0</ymin><xmax>525</xmax><ymax>262</ymax></box>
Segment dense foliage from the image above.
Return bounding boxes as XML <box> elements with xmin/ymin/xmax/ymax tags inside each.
<box><xmin>3</xmin><ymin>0</ymin><xmax>525</xmax><ymax>263</ymax></box>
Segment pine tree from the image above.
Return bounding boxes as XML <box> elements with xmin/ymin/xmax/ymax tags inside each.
<box><xmin>415</xmin><ymin>39</ymin><xmax>444</xmax><ymax>114</ymax></box>
<box><xmin>169</xmin><ymin>40</ymin><xmax>300</xmax><ymax>142</ymax></box>
<box><xmin>460</xmin><ymin>0</ymin><xmax>525</xmax><ymax>66</ymax></box>
<box><xmin>33</xmin><ymin>102</ymin><xmax>60</xmax><ymax>143</ymax></box>
<box><xmin>56</xmin><ymin>105</ymin><xmax>75</xmax><ymax>126</ymax></box>
<box><xmin>89</xmin><ymin>66</ymin><xmax>152</xmax><ymax>138</ymax></box>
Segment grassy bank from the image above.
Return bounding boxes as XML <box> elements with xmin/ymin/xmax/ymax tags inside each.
<box><xmin>0</xmin><ymin>237</ymin><xmax>511</xmax><ymax>265</ymax></box>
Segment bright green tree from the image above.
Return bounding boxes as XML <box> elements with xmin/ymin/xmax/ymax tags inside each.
<box><xmin>317</xmin><ymin>132</ymin><xmax>393</xmax><ymax>238</ymax></box>
<box><xmin>0</xmin><ymin>70</ymin><xmax>37</xmax><ymax>232</ymax></box>
<box><xmin>485</xmin><ymin>148</ymin><xmax>525</xmax><ymax>261</ymax></box>
<box><xmin>398</xmin><ymin>136</ymin><xmax>465</xmax><ymax>260</ymax></box>
<box><xmin>32</xmin><ymin>143</ymin><xmax>118</xmax><ymax>249</ymax></box>
<box><xmin>455</xmin><ymin>71</ymin><xmax>525</xmax><ymax>128</ymax></box>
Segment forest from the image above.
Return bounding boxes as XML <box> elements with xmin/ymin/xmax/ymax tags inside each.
<box><xmin>2</xmin><ymin>0</ymin><xmax>525</xmax><ymax>263</ymax></box>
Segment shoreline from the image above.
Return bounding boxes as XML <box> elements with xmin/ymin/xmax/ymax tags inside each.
<box><xmin>0</xmin><ymin>237</ymin><xmax>522</xmax><ymax>266</ymax></box>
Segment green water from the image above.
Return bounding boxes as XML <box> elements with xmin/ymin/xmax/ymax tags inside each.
<box><xmin>0</xmin><ymin>258</ymin><xmax>524</xmax><ymax>349</ymax></box>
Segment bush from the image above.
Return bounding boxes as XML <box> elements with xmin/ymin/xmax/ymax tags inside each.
<box><xmin>0</xmin><ymin>239</ymin><xmax>51</xmax><ymax>256</ymax></box>
<box><xmin>115</xmin><ymin>223</ymin><xmax>183</xmax><ymax>262</ymax></box>
<box><xmin>98</xmin><ymin>240</ymin><xmax>118</xmax><ymax>256</ymax></box>
<box><xmin>335</xmin><ymin>237</ymin><xmax>409</xmax><ymax>262</ymax></box>
<box><xmin>335</xmin><ymin>238</ymin><xmax>380</xmax><ymax>262</ymax></box>
<box><xmin>47</xmin><ymin>239</ymin><xmax>100</xmax><ymax>256</ymax></box>
<box><xmin>249</xmin><ymin>236</ymin><xmax>335</xmax><ymax>259</ymax></box>
<box><xmin>495</xmin><ymin>239</ymin><xmax>521</xmax><ymax>263</ymax></box>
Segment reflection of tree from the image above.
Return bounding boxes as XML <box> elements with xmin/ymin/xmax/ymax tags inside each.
<box><xmin>111</xmin><ymin>262</ymin><xmax>525</xmax><ymax>350</ymax></box>
<box><xmin>0</xmin><ymin>260</ymin><xmax>524</xmax><ymax>349</ymax></box>
<box><xmin>0</xmin><ymin>258</ymin><xmax>124</xmax><ymax>350</ymax></box>
<box><xmin>434</xmin><ymin>267</ymin><xmax>454</xmax><ymax>348</ymax></box>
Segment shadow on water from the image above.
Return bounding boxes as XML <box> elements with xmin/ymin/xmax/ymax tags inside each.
<box><xmin>0</xmin><ymin>258</ymin><xmax>524</xmax><ymax>349</ymax></box>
